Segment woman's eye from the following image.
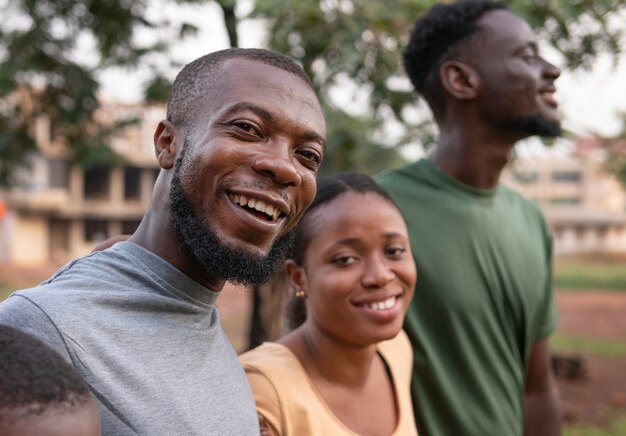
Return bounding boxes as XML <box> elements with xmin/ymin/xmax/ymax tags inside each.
<box><xmin>386</xmin><ymin>246</ymin><xmax>406</xmax><ymax>257</ymax></box>
<box><xmin>332</xmin><ymin>256</ymin><xmax>356</xmax><ymax>266</ymax></box>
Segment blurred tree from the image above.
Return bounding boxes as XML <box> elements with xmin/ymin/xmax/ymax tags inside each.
<box><xmin>247</xmin><ymin>0</ymin><xmax>626</xmax><ymax>349</ymax></box>
<box><xmin>0</xmin><ymin>0</ymin><xmax>239</xmax><ymax>186</ymax></box>
<box><xmin>601</xmin><ymin>112</ymin><xmax>626</xmax><ymax>190</ymax></box>
<box><xmin>2</xmin><ymin>0</ymin><xmax>624</xmax><ymax>185</ymax></box>
<box><xmin>252</xmin><ymin>0</ymin><xmax>626</xmax><ymax>174</ymax></box>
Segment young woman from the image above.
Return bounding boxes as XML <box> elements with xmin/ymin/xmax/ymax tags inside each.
<box><xmin>240</xmin><ymin>173</ymin><xmax>418</xmax><ymax>436</ymax></box>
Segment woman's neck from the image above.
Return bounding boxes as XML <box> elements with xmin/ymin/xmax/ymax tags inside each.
<box><xmin>280</xmin><ymin>322</ymin><xmax>379</xmax><ymax>388</ymax></box>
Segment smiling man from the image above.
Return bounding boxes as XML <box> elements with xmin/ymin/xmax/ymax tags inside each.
<box><xmin>0</xmin><ymin>48</ymin><xmax>326</xmax><ymax>434</ymax></box>
<box><xmin>377</xmin><ymin>1</ymin><xmax>561</xmax><ymax>436</ymax></box>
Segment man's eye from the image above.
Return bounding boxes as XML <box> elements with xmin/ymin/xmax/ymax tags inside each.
<box><xmin>297</xmin><ymin>149</ymin><xmax>322</xmax><ymax>165</ymax></box>
<box><xmin>234</xmin><ymin>122</ymin><xmax>258</xmax><ymax>135</ymax></box>
<box><xmin>522</xmin><ymin>53</ymin><xmax>538</xmax><ymax>63</ymax></box>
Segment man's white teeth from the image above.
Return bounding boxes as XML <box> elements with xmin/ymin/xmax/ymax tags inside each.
<box><xmin>232</xmin><ymin>194</ymin><xmax>281</xmax><ymax>221</ymax></box>
<box><xmin>364</xmin><ymin>296</ymin><xmax>396</xmax><ymax>311</ymax></box>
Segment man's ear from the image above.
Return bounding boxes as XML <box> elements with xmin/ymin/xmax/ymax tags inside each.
<box><xmin>154</xmin><ymin>120</ymin><xmax>181</xmax><ymax>169</ymax></box>
<box><xmin>439</xmin><ymin>60</ymin><xmax>480</xmax><ymax>100</ymax></box>
<box><xmin>285</xmin><ymin>260</ymin><xmax>306</xmax><ymax>292</ymax></box>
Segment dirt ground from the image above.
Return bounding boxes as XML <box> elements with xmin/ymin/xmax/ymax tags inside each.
<box><xmin>554</xmin><ymin>291</ymin><xmax>626</xmax><ymax>428</ymax></box>
<box><xmin>2</xmin><ymin>265</ymin><xmax>625</xmax><ymax>429</ymax></box>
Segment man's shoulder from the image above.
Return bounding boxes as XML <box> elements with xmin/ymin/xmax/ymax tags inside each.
<box><xmin>3</xmin><ymin>243</ymin><xmax>149</xmax><ymax>312</ymax></box>
<box><xmin>376</xmin><ymin>160</ymin><xmax>425</xmax><ymax>185</ymax></box>
<box><xmin>498</xmin><ymin>183</ymin><xmax>545</xmax><ymax>215</ymax></box>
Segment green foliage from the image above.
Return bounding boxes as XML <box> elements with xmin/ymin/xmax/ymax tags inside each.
<box><xmin>551</xmin><ymin>332</ymin><xmax>626</xmax><ymax>357</ymax></box>
<box><xmin>252</xmin><ymin>0</ymin><xmax>625</xmax><ymax>173</ymax></box>
<box><xmin>564</xmin><ymin>414</ymin><xmax>626</xmax><ymax>436</ymax></box>
<box><xmin>251</xmin><ymin>0</ymin><xmax>429</xmax><ymax>172</ymax></box>
<box><xmin>0</xmin><ymin>0</ymin><xmax>207</xmax><ymax>186</ymax></box>
<box><xmin>509</xmin><ymin>0</ymin><xmax>624</xmax><ymax>69</ymax></box>
<box><xmin>554</xmin><ymin>261</ymin><xmax>626</xmax><ymax>291</ymax></box>
<box><xmin>599</xmin><ymin>112</ymin><xmax>626</xmax><ymax>191</ymax></box>
<box><xmin>2</xmin><ymin>0</ymin><xmax>625</xmax><ymax>181</ymax></box>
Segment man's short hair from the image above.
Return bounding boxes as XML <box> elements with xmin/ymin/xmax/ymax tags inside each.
<box><xmin>403</xmin><ymin>0</ymin><xmax>508</xmax><ymax>113</ymax></box>
<box><xmin>0</xmin><ymin>326</ymin><xmax>92</xmax><ymax>426</ymax></box>
<box><xmin>167</xmin><ymin>48</ymin><xmax>314</xmax><ymax>134</ymax></box>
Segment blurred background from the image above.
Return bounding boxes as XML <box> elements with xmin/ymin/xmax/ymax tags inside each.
<box><xmin>0</xmin><ymin>1</ymin><xmax>625</xmax><ymax>434</ymax></box>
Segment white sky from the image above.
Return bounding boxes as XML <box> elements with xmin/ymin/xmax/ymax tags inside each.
<box><xmin>97</xmin><ymin>3</ymin><xmax>626</xmax><ymax>142</ymax></box>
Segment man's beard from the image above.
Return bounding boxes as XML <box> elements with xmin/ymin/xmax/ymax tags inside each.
<box><xmin>169</xmin><ymin>146</ymin><xmax>294</xmax><ymax>287</ymax></box>
<box><xmin>515</xmin><ymin>114</ymin><xmax>561</xmax><ymax>138</ymax></box>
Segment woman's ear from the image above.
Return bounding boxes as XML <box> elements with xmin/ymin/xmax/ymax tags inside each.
<box><xmin>154</xmin><ymin>120</ymin><xmax>181</xmax><ymax>169</ymax></box>
<box><xmin>285</xmin><ymin>259</ymin><xmax>306</xmax><ymax>293</ymax></box>
<box><xmin>439</xmin><ymin>60</ymin><xmax>480</xmax><ymax>101</ymax></box>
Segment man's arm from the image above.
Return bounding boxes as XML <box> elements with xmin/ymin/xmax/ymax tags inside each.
<box><xmin>524</xmin><ymin>338</ymin><xmax>561</xmax><ymax>436</ymax></box>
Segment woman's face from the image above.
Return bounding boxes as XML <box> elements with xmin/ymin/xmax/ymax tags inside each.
<box><xmin>288</xmin><ymin>191</ymin><xmax>416</xmax><ymax>347</ymax></box>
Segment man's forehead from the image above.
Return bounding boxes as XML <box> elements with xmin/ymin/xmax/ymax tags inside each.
<box><xmin>478</xmin><ymin>9</ymin><xmax>535</xmax><ymax>45</ymax></box>
<box><xmin>478</xmin><ymin>9</ymin><xmax>537</xmax><ymax>51</ymax></box>
<box><xmin>195</xmin><ymin>58</ymin><xmax>326</xmax><ymax>142</ymax></box>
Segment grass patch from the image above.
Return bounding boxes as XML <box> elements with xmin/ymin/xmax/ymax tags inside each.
<box><xmin>551</xmin><ymin>332</ymin><xmax>626</xmax><ymax>358</ymax></box>
<box><xmin>554</xmin><ymin>261</ymin><xmax>626</xmax><ymax>291</ymax></box>
<box><xmin>564</xmin><ymin>414</ymin><xmax>626</xmax><ymax>436</ymax></box>
<box><xmin>0</xmin><ymin>285</ymin><xmax>17</xmax><ymax>303</ymax></box>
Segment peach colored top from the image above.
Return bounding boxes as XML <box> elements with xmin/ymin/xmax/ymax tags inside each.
<box><xmin>240</xmin><ymin>331</ymin><xmax>418</xmax><ymax>436</ymax></box>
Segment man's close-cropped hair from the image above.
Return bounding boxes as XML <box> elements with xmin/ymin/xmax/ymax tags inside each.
<box><xmin>166</xmin><ymin>48</ymin><xmax>314</xmax><ymax>134</ymax></box>
<box><xmin>0</xmin><ymin>326</ymin><xmax>91</xmax><ymax>424</ymax></box>
<box><xmin>403</xmin><ymin>0</ymin><xmax>508</xmax><ymax>98</ymax></box>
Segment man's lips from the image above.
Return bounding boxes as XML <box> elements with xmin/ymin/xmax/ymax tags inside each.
<box><xmin>228</xmin><ymin>193</ymin><xmax>286</xmax><ymax>222</ymax></box>
<box><xmin>539</xmin><ymin>87</ymin><xmax>558</xmax><ymax>108</ymax></box>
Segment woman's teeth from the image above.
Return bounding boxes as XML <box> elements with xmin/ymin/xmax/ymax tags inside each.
<box><xmin>362</xmin><ymin>296</ymin><xmax>397</xmax><ymax>311</ymax></box>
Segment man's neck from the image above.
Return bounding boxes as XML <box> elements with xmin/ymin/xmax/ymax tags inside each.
<box><xmin>428</xmin><ymin>124</ymin><xmax>517</xmax><ymax>190</ymax></box>
<box><xmin>129</xmin><ymin>209</ymin><xmax>226</xmax><ymax>293</ymax></box>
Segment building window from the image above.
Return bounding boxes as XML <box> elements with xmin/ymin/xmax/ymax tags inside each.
<box><xmin>512</xmin><ymin>170</ymin><xmax>538</xmax><ymax>184</ymax></box>
<box><xmin>124</xmin><ymin>167</ymin><xmax>141</xmax><ymax>201</ymax></box>
<box><xmin>551</xmin><ymin>171</ymin><xmax>582</xmax><ymax>183</ymax></box>
<box><xmin>84</xmin><ymin>219</ymin><xmax>109</xmax><ymax>242</ymax></box>
<box><xmin>84</xmin><ymin>167</ymin><xmax>111</xmax><ymax>200</ymax></box>
<box><xmin>48</xmin><ymin>158</ymin><xmax>70</xmax><ymax>189</ymax></box>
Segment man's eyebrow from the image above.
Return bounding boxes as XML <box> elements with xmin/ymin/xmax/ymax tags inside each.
<box><xmin>302</xmin><ymin>130</ymin><xmax>326</xmax><ymax>148</ymax></box>
<box><xmin>517</xmin><ymin>41</ymin><xmax>538</xmax><ymax>53</ymax></box>
<box><xmin>220</xmin><ymin>102</ymin><xmax>276</xmax><ymax>124</ymax></box>
<box><xmin>221</xmin><ymin>101</ymin><xmax>326</xmax><ymax>148</ymax></box>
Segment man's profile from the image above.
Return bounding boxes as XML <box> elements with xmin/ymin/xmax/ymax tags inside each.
<box><xmin>377</xmin><ymin>1</ymin><xmax>561</xmax><ymax>435</ymax></box>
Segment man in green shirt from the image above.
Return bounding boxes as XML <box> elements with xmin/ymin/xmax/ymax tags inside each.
<box><xmin>377</xmin><ymin>1</ymin><xmax>561</xmax><ymax>435</ymax></box>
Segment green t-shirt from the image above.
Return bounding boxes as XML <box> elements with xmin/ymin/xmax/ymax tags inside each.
<box><xmin>376</xmin><ymin>159</ymin><xmax>558</xmax><ymax>436</ymax></box>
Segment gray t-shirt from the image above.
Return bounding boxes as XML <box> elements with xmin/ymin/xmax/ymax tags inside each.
<box><xmin>0</xmin><ymin>242</ymin><xmax>259</xmax><ymax>435</ymax></box>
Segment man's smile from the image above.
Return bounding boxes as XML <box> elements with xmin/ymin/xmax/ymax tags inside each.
<box><xmin>228</xmin><ymin>193</ymin><xmax>285</xmax><ymax>222</ymax></box>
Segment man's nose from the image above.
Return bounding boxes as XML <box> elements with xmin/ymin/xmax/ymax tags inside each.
<box><xmin>252</xmin><ymin>144</ymin><xmax>302</xmax><ymax>187</ymax></box>
<box><xmin>542</xmin><ymin>57</ymin><xmax>561</xmax><ymax>80</ymax></box>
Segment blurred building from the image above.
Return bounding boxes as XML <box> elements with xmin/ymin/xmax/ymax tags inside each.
<box><xmin>0</xmin><ymin>101</ymin><xmax>164</xmax><ymax>266</ymax></box>
<box><xmin>502</xmin><ymin>137</ymin><xmax>626</xmax><ymax>255</ymax></box>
